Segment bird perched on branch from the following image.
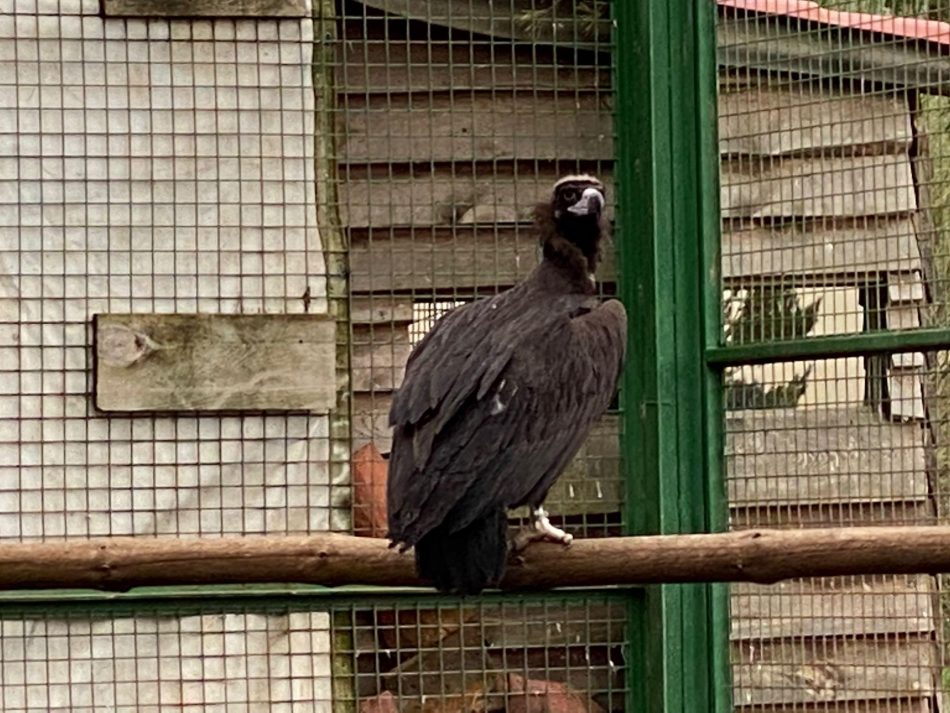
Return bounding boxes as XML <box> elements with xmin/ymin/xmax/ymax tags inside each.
<box><xmin>386</xmin><ymin>175</ymin><xmax>627</xmax><ymax>594</ymax></box>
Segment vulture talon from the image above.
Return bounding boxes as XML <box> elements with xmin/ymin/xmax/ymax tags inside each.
<box><xmin>532</xmin><ymin>507</ymin><xmax>574</xmax><ymax>547</ymax></box>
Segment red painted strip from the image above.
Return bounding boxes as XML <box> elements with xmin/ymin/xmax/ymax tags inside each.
<box><xmin>719</xmin><ymin>0</ymin><xmax>950</xmax><ymax>47</ymax></box>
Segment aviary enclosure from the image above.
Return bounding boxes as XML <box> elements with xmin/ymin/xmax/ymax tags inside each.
<box><xmin>0</xmin><ymin>0</ymin><xmax>949</xmax><ymax>711</ymax></box>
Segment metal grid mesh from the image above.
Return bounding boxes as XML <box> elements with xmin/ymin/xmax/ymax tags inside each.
<box><xmin>334</xmin><ymin>0</ymin><xmax>620</xmax><ymax>539</ymax></box>
<box><xmin>333</xmin><ymin>3</ymin><xmax>625</xmax><ymax>710</ymax></box>
<box><xmin>0</xmin><ymin>603</ymin><xmax>333</xmax><ymax>711</ymax></box>
<box><xmin>337</xmin><ymin>594</ymin><xmax>628</xmax><ymax>713</ymax></box>
<box><xmin>718</xmin><ymin>1</ymin><xmax>950</xmax><ymax>709</ymax></box>
<box><xmin>0</xmin><ymin>2</ymin><xmax>338</xmax><ymax>542</ymax></box>
<box><xmin>1</xmin><ymin>0</ymin><xmax>628</xmax><ymax>710</ymax></box>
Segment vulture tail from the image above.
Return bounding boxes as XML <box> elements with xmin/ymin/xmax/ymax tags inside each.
<box><xmin>414</xmin><ymin>510</ymin><xmax>508</xmax><ymax>595</ymax></box>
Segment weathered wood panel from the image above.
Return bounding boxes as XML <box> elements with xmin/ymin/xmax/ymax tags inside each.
<box><xmin>731</xmin><ymin>500</ymin><xmax>937</xmax><ymax>529</ymax></box>
<box><xmin>719</xmin><ymin>16</ymin><xmax>950</xmax><ymax>97</ymax></box>
<box><xmin>339</xmin><ymin>170</ymin><xmax>615</xmax><ymax>229</ymax></box>
<box><xmin>730</xmin><ymin>575</ymin><xmax>937</xmax><ymax>640</ymax></box>
<box><xmin>722</xmin><ymin>154</ymin><xmax>917</xmax><ymax>220</ymax></box>
<box><xmin>349</xmin><ymin>296</ymin><xmax>414</xmax><ymax>326</ymax></box>
<box><xmin>340</xmin><ymin>155</ymin><xmax>914</xmax><ymax>229</ymax></box>
<box><xmin>726</xmin><ymin>408</ymin><xmax>928</xmax><ymax>507</ymax></box>
<box><xmin>103</xmin><ymin>0</ymin><xmax>309</xmax><ymax>16</ymax></box>
<box><xmin>349</xmin><ymin>226</ymin><xmax>618</xmax><ymax>294</ymax></box>
<box><xmin>724</xmin><ymin>217</ymin><xmax>921</xmax><ymax>281</ymax></box>
<box><xmin>719</xmin><ymin>88</ymin><xmax>912</xmax><ymax>157</ymax></box>
<box><xmin>732</xmin><ymin>636</ymin><xmax>938</xmax><ymax>707</ymax></box>
<box><xmin>889</xmin><ymin>271</ymin><xmax>927</xmax><ymax>303</ymax></box>
<box><xmin>888</xmin><ymin>304</ymin><xmax>923</xmax><ymax>331</ymax></box>
<box><xmin>337</xmin><ymin>41</ymin><xmax>611</xmax><ymax>94</ymax></box>
<box><xmin>351</xmin><ymin>341</ymin><xmax>412</xmax><ymax>392</ymax></box>
<box><xmin>348</xmin><ymin>221</ymin><xmax>918</xmax><ymax>295</ymax></box>
<box><xmin>890</xmin><ymin>372</ymin><xmax>927</xmax><ymax>421</ymax></box>
<box><xmin>737</xmin><ymin>699</ymin><xmax>932</xmax><ymax>713</ymax></box>
<box><xmin>340</xmin><ymin>93</ymin><xmax>613</xmax><ymax>164</ymax></box>
<box><xmin>94</xmin><ymin>314</ymin><xmax>336</xmax><ymax>413</ymax></box>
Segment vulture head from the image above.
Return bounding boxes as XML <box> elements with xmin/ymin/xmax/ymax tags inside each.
<box><xmin>536</xmin><ymin>174</ymin><xmax>609</xmax><ymax>282</ymax></box>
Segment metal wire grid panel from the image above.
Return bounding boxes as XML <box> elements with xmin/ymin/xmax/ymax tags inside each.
<box><xmin>335</xmin><ymin>0</ymin><xmax>621</xmax><ymax>541</ymax></box>
<box><xmin>718</xmin><ymin>2</ymin><xmax>950</xmax><ymax>709</ymax></box>
<box><xmin>329</xmin><ymin>1</ymin><xmax>625</xmax><ymax>710</ymax></box>
<box><xmin>0</xmin><ymin>1</ymin><xmax>347</xmax><ymax>710</ymax></box>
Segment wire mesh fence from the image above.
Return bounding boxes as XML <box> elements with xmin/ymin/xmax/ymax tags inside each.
<box><xmin>3</xmin><ymin>0</ymin><xmax>950</xmax><ymax>710</ymax></box>
<box><xmin>719</xmin><ymin>1</ymin><xmax>950</xmax><ymax>709</ymax></box>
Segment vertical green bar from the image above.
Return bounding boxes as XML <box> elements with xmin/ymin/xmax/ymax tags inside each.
<box><xmin>615</xmin><ymin>0</ymin><xmax>731</xmax><ymax>711</ymax></box>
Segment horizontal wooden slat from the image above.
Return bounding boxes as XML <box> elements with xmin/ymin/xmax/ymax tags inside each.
<box><xmin>340</xmin><ymin>92</ymin><xmax>613</xmax><ymax>164</ymax></box>
<box><xmin>349</xmin><ymin>220</ymin><xmax>920</xmax><ymax>295</ymax></box>
<box><xmin>719</xmin><ymin>16</ymin><xmax>950</xmax><ymax>97</ymax></box>
<box><xmin>888</xmin><ymin>304</ymin><xmax>923</xmax><ymax>331</ymax></box>
<box><xmin>730</xmin><ymin>575</ymin><xmax>936</xmax><ymax>641</ymax></box>
<box><xmin>94</xmin><ymin>313</ymin><xmax>336</xmax><ymax>413</ymax></box>
<box><xmin>339</xmin><ymin>169</ymin><xmax>615</xmax><ymax>229</ymax></box>
<box><xmin>340</xmin><ymin>154</ymin><xmax>914</xmax><ymax>230</ymax></box>
<box><xmin>103</xmin><ymin>0</ymin><xmax>309</xmax><ymax>16</ymax></box>
<box><xmin>730</xmin><ymin>500</ymin><xmax>937</xmax><ymax>529</ymax></box>
<box><xmin>336</xmin><ymin>40</ymin><xmax>611</xmax><ymax>94</ymax></box>
<box><xmin>889</xmin><ymin>271</ymin><xmax>926</xmax><ymax>303</ymax></box>
<box><xmin>732</xmin><ymin>635</ymin><xmax>938</xmax><ymax>707</ymax></box>
<box><xmin>719</xmin><ymin>88</ymin><xmax>912</xmax><ymax>157</ymax></box>
<box><xmin>889</xmin><ymin>372</ymin><xmax>926</xmax><ymax>421</ymax></box>
<box><xmin>726</xmin><ymin>408</ymin><xmax>928</xmax><ymax>507</ymax></box>
<box><xmin>349</xmin><ymin>296</ymin><xmax>414</xmax><ymax>325</ymax></box>
<box><xmin>349</xmin><ymin>225</ymin><xmax>618</xmax><ymax>294</ymax></box>
<box><xmin>724</xmin><ymin>217</ymin><xmax>921</xmax><ymax>281</ymax></box>
<box><xmin>737</xmin><ymin>697</ymin><xmax>933</xmax><ymax>713</ymax></box>
<box><xmin>351</xmin><ymin>341</ymin><xmax>412</xmax><ymax>392</ymax></box>
<box><xmin>722</xmin><ymin>154</ymin><xmax>917</xmax><ymax>220</ymax></box>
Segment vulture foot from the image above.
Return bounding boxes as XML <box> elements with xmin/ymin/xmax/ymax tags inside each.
<box><xmin>532</xmin><ymin>507</ymin><xmax>574</xmax><ymax>546</ymax></box>
<box><xmin>508</xmin><ymin>508</ymin><xmax>573</xmax><ymax>559</ymax></box>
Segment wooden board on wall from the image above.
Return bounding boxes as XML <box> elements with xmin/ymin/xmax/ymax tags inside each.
<box><xmin>723</xmin><ymin>217</ymin><xmax>922</xmax><ymax>282</ymax></box>
<box><xmin>730</xmin><ymin>575</ymin><xmax>937</xmax><ymax>641</ymax></box>
<box><xmin>726</xmin><ymin>407</ymin><xmax>928</xmax><ymax>507</ymax></box>
<box><xmin>94</xmin><ymin>313</ymin><xmax>337</xmax><ymax>412</ymax></box>
<box><xmin>336</xmin><ymin>40</ymin><xmax>612</xmax><ymax>94</ymax></box>
<box><xmin>732</xmin><ymin>635</ymin><xmax>938</xmax><ymax>707</ymax></box>
<box><xmin>348</xmin><ymin>220</ymin><xmax>920</xmax><ymax>295</ymax></box>
<box><xmin>339</xmin><ymin>154</ymin><xmax>914</xmax><ymax>229</ymax></box>
<box><xmin>736</xmin><ymin>698</ymin><xmax>933</xmax><ymax>713</ymax></box>
<box><xmin>718</xmin><ymin>89</ymin><xmax>912</xmax><ymax>157</ymax></box>
<box><xmin>721</xmin><ymin>153</ymin><xmax>917</xmax><ymax>221</ymax></box>
<box><xmin>340</xmin><ymin>92</ymin><xmax>613</xmax><ymax>164</ymax></box>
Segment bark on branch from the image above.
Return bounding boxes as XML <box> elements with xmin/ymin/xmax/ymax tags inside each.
<box><xmin>2</xmin><ymin>527</ymin><xmax>950</xmax><ymax>592</ymax></box>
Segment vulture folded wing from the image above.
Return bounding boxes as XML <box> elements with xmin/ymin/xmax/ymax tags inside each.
<box><xmin>387</xmin><ymin>297</ymin><xmax>627</xmax><ymax>545</ymax></box>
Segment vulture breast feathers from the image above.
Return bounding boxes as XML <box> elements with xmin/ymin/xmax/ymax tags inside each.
<box><xmin>386</xmin><ymin>284</ymin><xmax>627</xmax><ymax>551</ymax></box>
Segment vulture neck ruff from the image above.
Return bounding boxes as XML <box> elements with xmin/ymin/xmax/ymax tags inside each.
<box><xmin>534</xmin><ymin>200</ymin><xmax>607</xmax><ymax>294</ymax></box>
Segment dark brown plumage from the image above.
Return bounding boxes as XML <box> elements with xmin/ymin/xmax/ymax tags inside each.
<box><xmin>386</xmin><ymin>175</ymin><xmax>627</xmax><ymax>594</ymax></box>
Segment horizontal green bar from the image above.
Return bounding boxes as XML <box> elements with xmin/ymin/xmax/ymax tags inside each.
<box><xmin>0</xmin><ymin>584</ymin><xmax>635</xmax><ymax>617</ymax></box>
<box><xmin>706</xmin><ymin>327</ymin><xmax>950</xmax><ymax>367</ymax></box>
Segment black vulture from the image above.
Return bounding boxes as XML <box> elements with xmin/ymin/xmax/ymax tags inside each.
<box><xmin>386</xmin><ymin>175</ymin><xmax>628</xmax><ymax>594</ymax></box>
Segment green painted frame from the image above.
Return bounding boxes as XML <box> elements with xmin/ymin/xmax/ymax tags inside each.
<box><xmin>615</xmin><ymin>0</ymin><xmax>731</xmax><ymax>710</ymax></box>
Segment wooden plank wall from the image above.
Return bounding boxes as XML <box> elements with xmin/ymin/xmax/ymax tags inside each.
<box><xmin>335</xmin><ymin>6</ymin><xmax>940</xmax><ymax>711</ymax></box>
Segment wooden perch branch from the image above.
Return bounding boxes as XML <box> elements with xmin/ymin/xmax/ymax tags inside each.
<box><xmin>3</xmin><ymin>527</ymin><xmax>950</xmax><ymax>592</ymax></box>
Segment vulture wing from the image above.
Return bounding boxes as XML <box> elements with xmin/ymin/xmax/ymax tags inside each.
<box><xmin>387</xmin><ymin>292</ymin><xmax>627</xmax><ymax>545</ymax></box>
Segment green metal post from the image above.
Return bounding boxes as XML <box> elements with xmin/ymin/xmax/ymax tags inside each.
<box><xmin>615</xmin><ymin>0</ymin><xmax>731</xmax><ymax>710</ymax></box>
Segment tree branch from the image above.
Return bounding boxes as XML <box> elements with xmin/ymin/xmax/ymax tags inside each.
<box><xmin>2</xmin><ymin>527</ymin><xmax>950</xmax><ymax>592</ymax></box>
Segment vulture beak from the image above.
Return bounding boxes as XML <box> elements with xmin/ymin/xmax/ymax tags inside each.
<box><xmin>567</xmin><ymin>187</ymin><xmax>605</xmax><ymax>216</ymax></box>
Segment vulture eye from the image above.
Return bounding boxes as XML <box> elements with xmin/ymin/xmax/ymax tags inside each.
<box><xmin>562</xmin><ymin>188</ymin><xmax>577</xmax><ymax>202</ymax></box>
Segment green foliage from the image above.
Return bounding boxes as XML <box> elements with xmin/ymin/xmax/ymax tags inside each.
<box><xmin>723</xmin><ymin>286</ymin><xmax>821</xmax><ymax>409</ymax></box>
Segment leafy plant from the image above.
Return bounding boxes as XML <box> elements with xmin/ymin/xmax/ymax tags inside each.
<box><xmin>723</xmin><ymin>286</ymin><xmax>821</xmax><ymax>409</ymax></box>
